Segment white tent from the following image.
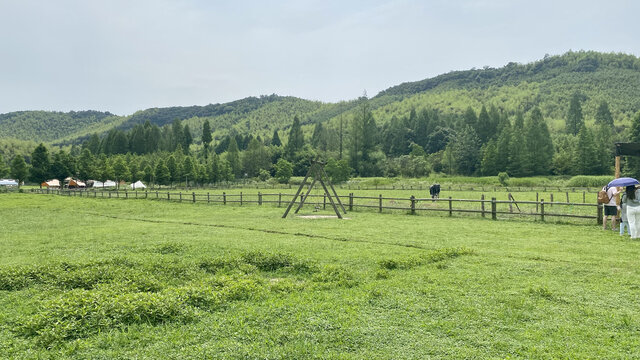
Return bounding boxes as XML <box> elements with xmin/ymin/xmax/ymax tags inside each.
<box><xmin>0</xmin><ymin>179</ymin><xmax>18</xmax><ymax>186</ymax></box>
<box><xmin>41</xmin><ymin>179</ymin><xmax>61</xmax><ymax>188</ymax></box>
<box><xmin>93</xmin><ymin>180</ymin><xmax>116</xmax><ymax>188</ymax></box>
<box><xmin>130</xmin><ymin>180</ymin><xmax>147</xmax><ymax>189</ymax></box>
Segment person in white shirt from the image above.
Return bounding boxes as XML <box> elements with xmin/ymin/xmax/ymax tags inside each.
<box><xmin>603</xmin><ymin>186</ymin><xmax>620</xmax><ymax>230</ymax></box>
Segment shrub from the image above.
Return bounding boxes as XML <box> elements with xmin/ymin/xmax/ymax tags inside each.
<box><xmin>241</xmin><ymin>251</ymin><xmax>313</xmax><ymax>273</ymax></box>
<box><xmin>498</xmin><ymin>172</ymin><xmax>509</xmax><ymax>186</ymax></box>
<box><xmin>567</xmin><ymin>175</ymin><xmax>612</xmax><ymax>188</ymax></box>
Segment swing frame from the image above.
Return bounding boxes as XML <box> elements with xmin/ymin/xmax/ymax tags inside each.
<box><xmin>282</xmin><ymin>159</ymin><xmax>347</xmax><ymax>219</ymax></box>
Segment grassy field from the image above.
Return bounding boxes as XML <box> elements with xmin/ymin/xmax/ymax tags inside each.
<box><xmin>1</xmin><ymin>193</ymin><xmax>639</xmax><ymax>359</ymax></box>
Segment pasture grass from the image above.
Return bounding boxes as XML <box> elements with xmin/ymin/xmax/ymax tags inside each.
<box><xmin>1</xmin><ymin>193</ymin><xmax>639</xmax><ymax>358</ymax></box>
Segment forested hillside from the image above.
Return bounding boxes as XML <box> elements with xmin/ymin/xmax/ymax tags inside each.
<box><xmin>3</xmin><ymin>51</ymin><xmax>640</xmax><ymax>184</ymax></box>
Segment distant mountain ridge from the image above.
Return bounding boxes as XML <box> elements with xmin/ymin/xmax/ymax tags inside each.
<box><xmin>1</xmin><ymin>50</ymin><xmax>640</xmax><ymax>146</ymax></box>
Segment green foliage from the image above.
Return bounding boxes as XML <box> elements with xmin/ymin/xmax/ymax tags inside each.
<box><xmin>274</xmin><ymin>158</ymin><xmax>293</xmax><ymax>184</ymax></box>
<box><xmin>566</xmin><ymin>175</ymin><xmax>613</xmax><ymax>187</ymax></box>
<box><xmin>29</xmin><ymin>143</ymin><xmax>51</xmax><ymax>183</ymax></box>
<box><xmin>10</xmin><ymin>155</ymin><xmax>28</xmax><ymax>186</ymax></box>
<box><xmin>566</xmin><ymin>92</ymin><xmax>584</xmax><ymax>135</ymax></box>
<box><xmin>498</xmin><ymin>172</ymin><xmax>509</xmax><ymax>186</ymax></box>
<box><xmin>325</xmin><ymin>158</ymin><xmax>351</xmax><ymax>183</ymax></box>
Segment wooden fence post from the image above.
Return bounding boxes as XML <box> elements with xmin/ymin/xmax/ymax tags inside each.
<box><xmin>566</xmin><ymin>192</ymin><xmax>569</xmax><ymax>203</ymax></box>
<box><xmin>223</xmin><ymin>192</ymin><xmax>226</xmax><ymax>205</ymax></box>
<box><xmin>179</xmin><ymin>192</ymin><xmax>182</xmax><ymax>202</ymax></box>
<box><xmin>597</xmin><ymin>204</ymin><xmax>603</xmax><ymax>225</ymax></box>
<box><xmin>349</xmin><ymin>193</ymin><xmax>353</xmax><ymax>211</ymax></box>
<box><xmin>540</xmin><ymin>199</ymin><xmax>545</xmax><ymax>221</ymax></box>
<box><xmin>410</xmin><ymin>195</ymin><xmax>416</xmax><ymax>215</ymax></box>
<box><xmin>379</xmin><ymin>194</ymin><xmax>383</xmax><ymax>213</ymax></box>
<box><xmin>323</xmin><ymin>194</ymin><xmax>326</xmax><ymax>209</ymax></box>
<box><xmin>550</xmin><ymin>193</ymin><xmax>553</xmax><ymax>206</ymax></box>
<box><xmin>536</xmin><ymin>193</ymin><xmax>539</xmax><ymax>212</ymax></box>
<box><xmin>278</xmin><ymin>193</ymin><xmax>281</xmax><ymax>207</ymax></box>
<box><xmin>258</xmin><ymin>192</ymin><xmax>262</xmax><ymax>205</ymax></box>
<box><xmin>448</xmin><ymin>196</ymin><xmax>452</xmax><ymax>216</ymax></box>
<box><xmin>481</xmin><ymin>194</ymin><xmax>485</xmax><ymax>218</ymax></box>
<box><xmin>240</xmin><ymin>192</ymin><xmax>243</xmax><ymax>206</ymax></box>
<box><xmin>583</xmin><ymin>191</ymin><xmax>586</xmax><ymax>203</ymax></box>
<box><xmin>207</xmin><ymin>193</ymin><xmax>210</xmax><ymax>203</ymax></box>
<box><xmin>508</xmin><ymin>193</ymin><xmax>513</xmax><ymax>213</ymax></box>
<box><xmin>491</xmin><ymin>197</ymin><xmax>497</xmax><ymax>220</ymax></box>
<box><xmin>167</xmin><ymin>192</ymin><xmax>170</xmax><ymax>201</ymax></box>
<box><xmin>192</xmin><ymin>192</ymin><xmax>196</xmax><ymax>203</ymax></box>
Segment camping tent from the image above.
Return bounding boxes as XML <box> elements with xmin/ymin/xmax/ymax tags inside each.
<box><xmin>92</xmin><ymin>180</ymin><xmax>116</xmax><ymax>188</ymax></box>
<box><xmin>130</xmin><ymin>180</ymin><xmax>147</xmax><ymax>189</ymax></box>
<box><xmin>0</xmin><ymin>179</ymin><xmax>18</xmax><ymax>186</ymax></box>
<box><xmin>68</xmin><ymin>179</ymin><xmax>86</xmax><ymax>188</ymax></box>
<box><xmin>41</xmin><ymin>179</ymin><xmax>61</xmax><ymax>188</ymax></box>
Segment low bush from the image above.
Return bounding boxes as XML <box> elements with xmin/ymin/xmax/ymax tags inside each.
<box><xmin>379</xmin><ymin>247</ymin><xmax>474</xmax><ymax>270</ymax></box>
<box><xmin>241</xmin><ymin>251</ymin><xmax>314</xmax><ymax>273</ymax></box>
<box><xmin>567</xmin><ymin>175</ymin><xmax>612</xmax><ymax>188</ymax></box>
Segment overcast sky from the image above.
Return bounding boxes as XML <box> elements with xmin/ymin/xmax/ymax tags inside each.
<box><xmin>0</xmin><ymin>0</ymin><xmax>638</xmax><ymax>115</ymax></box>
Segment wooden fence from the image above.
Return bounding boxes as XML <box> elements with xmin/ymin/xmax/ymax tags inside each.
<box><xmin>30</xmin><ymin>188</ymin><xmax>604</xmax><ymax>225</ymax></box>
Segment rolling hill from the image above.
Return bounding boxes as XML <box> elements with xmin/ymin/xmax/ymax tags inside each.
<box><xmin>1</xmin><ymin>50</ymin><xmax>639</xmax><ymax>148</ymax></box>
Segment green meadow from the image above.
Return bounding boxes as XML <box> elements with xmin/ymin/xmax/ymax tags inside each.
<box><xmin>1</xmin><ymin>193</ymin><xmax>639</xmax><ymax>359</ymax></box>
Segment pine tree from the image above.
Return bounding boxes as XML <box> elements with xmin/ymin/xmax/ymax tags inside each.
<box><xmin>595</xmin><ymin>100</ymin><xmax>614</xmax><ymax>127</ymax></box>
<box><xmin>311</xmin><ymin>122</ymin><xmax>328</xmax><ymax>152</ymax></box>
<box><xmin>183</xmin><ymin>124</ymin><xmax>193</xmax><ymax>152</ymax></box>
<box><xmin>271</xmin><ymin>129</ymin><xmax>282</xmax><ymax>147</ymax></box>
<box><xmin>226</xmin><ymin>137</ymin><xmax>241</xmax><ymax>178</ymax></box>
<box><xmin>480</xmin><ymin>140</ymin><xmax>499</xmax><ymax>176</ymax></box>
<box><xmin>463</xmin><ymin>106</ymin><xmax>477</xmax><ymax>129</ymax></box>
<box><xmin>50</xmin><ymin>150</ymin><xmax>72</xmax><ymax>181</ymax></box>
<box><xmin>524</xmin><ymin>108</ymin><xmax>554</xmax><ymax>175</ymax></box>
<box><xmin>182</xmin><ymin>156</ymin><xmax>195</xmax><ymax>186</ymax></box>
<box><xmin>30</xmin><ymin>143</ymin><xmax>51</xmax><ymax>184</ymax></box>
<box><xmin>0</xmin><ymin>153</ymin><xmax>8</xmax><ymax>177</ymax></box>
<box><xmin>85</xmin><ymin>133</ymin><xmax>101</xmax><ymax>155</ymax></box>
<box><xmin>171</xmin><ymin>120</ymin><xmax>184</xmax><ymax>151</ymax></box>
<box><xmin>166</xmin><ymin>155</ymin><xmax>180</xmax><ymax>185</ymax></box>
<box><xmin>566</xmin><ymin>93</ymin><xmax>584</xmax><ymax>135</ymax></box>
<box><xmin>11</xmin><ymin>155</ymin><xmax>29</xmax><ymax>188</ymax></box>
<box><xmin>451</xmin><ymin>126</ymin><xmax>481</xmax><ymax>175</ymax></box>
<box><xmin>508</xmin><ymin>113</ymin><xmax>526</xmax><ymax>177</ymax></box>
<box><xmin>285</xmin><ymin>116</ymin><xmax>304</xmax><ymax>159</ymax></box>
<box><xmin>475</xmin><ymin>105</ymin><xmax>493</xmax><ymax>144</ymax></box>
<box><xmin>495</xmin><ymin>119</ymin><xmax>511</xmax><ymax>173</ymax></box>
<box><xmin>154</xmin><ymin>161</ymin><xmax>171</xmax><ymax>186</ymax></box>
<box><xmin>112</xmin><ymin>157</ymin><xmax>130</xmax><ymax>188</ymax></box>
<box><xmin>593</xmin><ymin>122</ymin><xmax>613</xmax><ymax>174</ymax></box>
<box><xmin>574</xmin><ymin>125</ymin><xmax>598</xmax><ymax>175</ymax></box>
<box><xmin>202</xmin><ymin>120</ymin><xmax>212</xmax><ymax>152</ymax></box>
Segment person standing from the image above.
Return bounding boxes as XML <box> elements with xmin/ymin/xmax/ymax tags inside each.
<box><xmin>603</xmin><ymin>185</ymin><xmax>620</xmax><ymax>230</ymax></box>
<box><xmin>620</xmin><ymin>187</ymin><xmax>631</xmax><ymax>236</ymax></box>
<box><xmin>625</xmin><ymin>186</ymin><xmax>640</xmax><ymax>239</ymax></box>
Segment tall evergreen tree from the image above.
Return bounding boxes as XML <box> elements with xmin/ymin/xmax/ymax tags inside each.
<box><xmin>595</xmin><ymin>100</ymin><xmax>614</xmax><ymax>127</ymax></box>
<box><xmin>508</xmin><ymin>113</ymin><xmax>526</xmax><ymax>177</ymax></box>
<box><xmin>85</xmin><ymin>133</ymin><xmax>101</xmax><ymax>155</ymax></box>
<box><xmin>154</xmin><ymin>160</ymin><xmax>171</xmax><ymax>186</ymax></box>
<box><xmin>451</xmin><ymin>126</ymin><xmax>481</xmax><ymax>175</ymax></box>
<box><xmin>566</xmin><ymin>93</ymin><xmax>584</xmax><ymax>135</ymax></box>
<box><xmin>574</xmin><ymin>125</ymin><xmax>598</xmax><ymax>175</ymax></box>
<box><xmin>202</xmin><ymin>120</ymin><xmax>212</xmax><ymax>152</ymax></box>
<box><xmin>129</xmin><ymin>124</ymin><xmax>146</xmax><ymax>155</ymax></box>
<box><xmin>10</xmin><ymin>155</ymin><xmax>29</xmax><ymax>188</ymax></box>
<box><xmin>50</xmin><ymin>150</ymin><xmax>72</xmax><ymax>181</ymax></box>
<box><xmin>0</xmin><ymin>154</ymin><xmax>8</xmax><ymax>177</ymax></box>
<box><xmin>495</xmin><ymin>118</ymin><xmax>511</xmax><ymax>173</ymax></box>
<box><xmin>271</xmin><ymin>129</ymin><xmax>282</xmax><ymax>147</ymax></box>
<box><xmin>311</xmin><ymin>122</ymin><xmax>328</xmax><ymax>152</ymax></box>
<box><xmin>171</xmin><ymin>119</ymin><xmax>184</xmax><ymax>151</ymax></box>
<box><xmin>475</xmin><ymin>105</ymin><xmax>494</xmax><ymax>144</ymax></box>
<box><xmin>226</xmin><ymin>137</ymin><xmax>241</xmax><ymax>178</ymax></box>
<box><xmin>182</xmin><ymin>156</ymin><xmax>196</xmax><ymax>186</ymax></box>
<box><xmin>242</xmin><ymin>138</ymin><xmax>271</xmax><ymax>178</ymax></box>
<box><xmin>285</xmin><ymin>116</ymin><xmax>304</xmax><ymax>159</ymax></box>
<box><xmin>524</xmin><ymin>108</ymin><xmax>554</xmax><ymax>175</ymax></box>
<box><xmin>480</xmin><ymin>140</ymin><xmax>499</xmax><ymax>176</ymax></box>
<box><xmin>183</xmin><ymin>124</ymin><xmax>193</xmax><ymax>152</ymax></box>
<box><xmin>29</xmin><ymin>143</ymin><xmax>51</xmax><ymax>184</ymax></box>
<box><xmin>112</xmin><ymin>157</ymin><xmax>130</xmax><ymax>188</ymax></box>
<box><xmin>593</xmin><ymin>122</ymin><xmax>613</xmax><ymax>174</ymax></box>
<box><xmin>166</xmin><ymin>155</ymin><xmax>180</xmax><ymax>185</ymax></box>
<box><xmin>463</xmin><ymin>106</ymin><xmax>477</xmax><ymax>129</ymax></box>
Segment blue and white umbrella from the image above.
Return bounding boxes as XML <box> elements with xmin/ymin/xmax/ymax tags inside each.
<box><xmin>607</xmin><ymin>177</ymin><xmax>640</xmax><ymax>188</ymax></box>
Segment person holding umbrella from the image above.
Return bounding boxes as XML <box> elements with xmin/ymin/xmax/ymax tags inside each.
<box><xmin>606</xmin><ymin>177</ymin><xmax>640</xmax><ymax>234</ymax></box>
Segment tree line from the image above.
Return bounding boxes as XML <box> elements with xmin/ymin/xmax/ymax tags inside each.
<box><xmin>2</xmin><ymin>94</ymin><xmax>639</xmax><ymax>188</ymax></box>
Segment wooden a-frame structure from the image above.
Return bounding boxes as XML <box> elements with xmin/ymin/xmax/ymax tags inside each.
<box><xmin>282</xmin><ymin>160</ymin><xmax>347</xmax><ymax>219</ymax></box>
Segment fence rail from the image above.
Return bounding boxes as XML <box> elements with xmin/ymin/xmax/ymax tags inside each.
<box><xmin>28</xmin><ymin>188</ymin><xmax>605</xmax><ymax>225</ymax></box>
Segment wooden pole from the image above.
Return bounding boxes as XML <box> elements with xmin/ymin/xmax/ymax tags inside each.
<box><xmin>615</xmin><ymin>156</ymin><xmax>621</xmax><ymax>178</ymax></box>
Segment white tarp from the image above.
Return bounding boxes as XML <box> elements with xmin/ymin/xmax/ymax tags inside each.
<box><xmin>130</xmin><ymin>180</ymin><xmax>147</xmax><ymax>189</ymax></box>
<box><xmin>93</xmin><ymin>180</ymin><xmax>117</xmax><ymax>188</ymax></box>
<box><xmin>0</xmin><ymin>179</ymin><xmax>18</xmax><ymax>186</ymax></box>
<box><xmin>42</xmin><ymin>179</ymin><xmax>60</xmax><ymax>188</ymax></box>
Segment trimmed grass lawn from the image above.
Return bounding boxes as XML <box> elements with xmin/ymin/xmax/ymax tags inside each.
<box><xmin>0</xmin><ymin>193</ymin><xmax>638</xmax><ymax>359</ymax></box>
